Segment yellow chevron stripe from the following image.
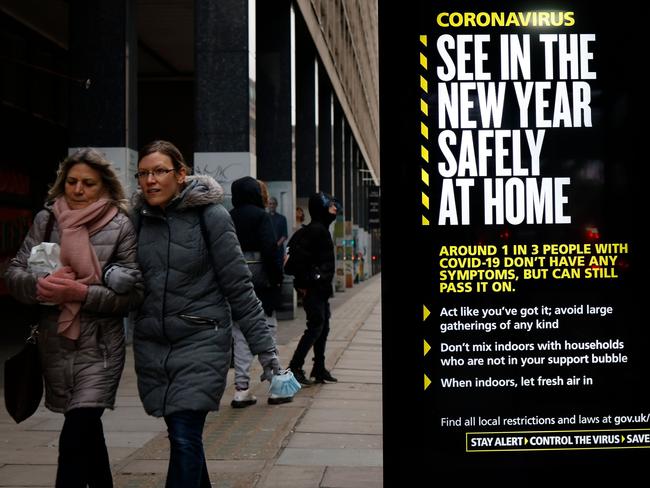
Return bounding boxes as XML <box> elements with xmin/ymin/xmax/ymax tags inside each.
<box><xmin>420</xmin><ymin>99</ymin><xmax>428</xmax><ymax>116</ymax></box>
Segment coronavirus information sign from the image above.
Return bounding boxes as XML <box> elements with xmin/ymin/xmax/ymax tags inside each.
<box><xmin>379</xmin><ymin>0</ymin><xmax>650</xmax><ymax>483</ymax></box>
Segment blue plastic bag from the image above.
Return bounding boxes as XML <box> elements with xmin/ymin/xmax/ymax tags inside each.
<box><xmin>269</xmin><ymin>369</ymin><xmax>302</xmax><ymax>398</ymax></box>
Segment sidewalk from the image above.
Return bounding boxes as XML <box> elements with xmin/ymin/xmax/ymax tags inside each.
<box><xmin>0</xmin><ymin>275</ymin><xmax>382</xmax><ymax>488</ymax></box>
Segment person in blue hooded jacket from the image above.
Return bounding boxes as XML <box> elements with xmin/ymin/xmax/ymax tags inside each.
<box><xmin>287</xmin><ymin>191</ymin><xmax>340</xmax><ymax>386</ymax></box>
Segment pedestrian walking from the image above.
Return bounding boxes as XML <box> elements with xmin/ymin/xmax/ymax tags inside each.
<box><xmin>131</xmin><ymin>140</ymin><xmax>280</xmax><ymax>488</ymax></box>
<box><xmin>287</xmin><ymin>192</ymin><xmax>340</xmax><ymax>386</ymax></box>
<box><xmin>4</xmin><ymin>148</ymin><xmax>143</xmax><ymax>488</ymax></box>
<box><xmin>229</xmin><ymin>176</ymin><xmax>292</xmax><ymax>406</ymax></box>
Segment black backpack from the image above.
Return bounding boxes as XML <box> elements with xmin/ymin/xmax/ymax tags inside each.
<box><xmin>284</xmin><ymin>226</ymin><xmax>319</xmax><ymax>287</ymax></box>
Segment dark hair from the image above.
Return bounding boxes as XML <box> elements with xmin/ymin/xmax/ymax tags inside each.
<box><xmin>138</xmin><ymin>140</ymin><xmax>191</xmax><ymax>174</ymax></box>
<box><xmin>47</xmin><ymin>148</ymin><xmax>127</xmax><ymax>211</ymax></box>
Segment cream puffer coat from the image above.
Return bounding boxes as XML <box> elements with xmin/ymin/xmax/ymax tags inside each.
<box><xmin>4</xmin><ymin>205</ymin><xmax>143</xmax><ymax>413</ymax></box>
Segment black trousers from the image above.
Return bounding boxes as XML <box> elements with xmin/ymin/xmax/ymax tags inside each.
<box><xmin>56</xmin><ymin>407</ymin><xmax>112</xmax><ymax>488</ymax></box>
<box><xmin>289</xmin><ymin>290</ymin><xmax>331</xmax><ymax>370</ymax></box>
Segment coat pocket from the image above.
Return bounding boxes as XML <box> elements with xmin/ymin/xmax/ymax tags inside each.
<box><xmin>178</xmin><ymin>314</ymin><xmax>220</xmax><ymax>329</ymax></box>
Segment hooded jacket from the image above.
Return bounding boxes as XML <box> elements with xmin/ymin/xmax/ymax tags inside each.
<box><xmin>230</xmin><ymin>176</ymin><xmax>283</xmax><ymax>315</ymax></box>
<box><xmin>131</xmin><ymin>174</ymin><xmax>275</xmax><ymax>417</ymax></box>
<box><xmin>299</xmin><ymin>192</ymin><xmax>337</xmax><ymax>296</ymax></box>
<box><xmin>4</xmin><ymin>205</ymin><xmax>143</xmax><ymax>413</ymax></box>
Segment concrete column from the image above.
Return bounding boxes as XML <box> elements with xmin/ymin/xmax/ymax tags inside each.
<box><xmin>344</xmin><ymin>125</ymin><xmax>353</xmax><ymax>222</ymax></box>
<box><xmin>332</xmin><ymin>102</ymin><xmax>345</xmax><ymax>292</ymax></box>
<box><xmin>343</xmin><ymin>124</ymin><xmax>354</xmax><ymax>288</ymax></box>
<box><xmin>362</xmin><ymin>166</ymin><xmax>369</xmax><ymax>228</ymax></box>
<box><xmin>354</xmin><ymin>145</ymin><xmax>361</xmax><ymax>225</ymax></box>
<box><xmin>333</xmin><ymin>102</ymin><xmax>344</xmax><ymax>200</ymax></box>
<box><xmin>257</xmin><ymin>0</ymin><xmax>293</xmax><ymax>222</ymax></box>
<box><xmin>294</xmin><ymin>12</ymin><xmax>316</xmax><ymax>201</ymax></box>
<box><xmin>256</xmin><ymin>0</ymin><xmax>295</xmax><ymax>318</ymax></box>
<box><xmin>194</xmin><ymin>0</ymin><xmax>255</xmax><ymax>205</ymax></box>
<box><xmin>318</xmin><ymin>64</ymin><xmax>333</xmax><ymax>194</ymax></box>
<box><xmin>68</xmin><ymin>0</ymin><xmax>138</xmax><ymax>196</ymax></box>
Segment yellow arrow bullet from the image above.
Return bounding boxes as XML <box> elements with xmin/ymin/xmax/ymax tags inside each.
<box><xmin>423</xmin><ymin>305</ymin><xmax>430</xmax><ymax>321</ymax></box>
<box><xmin>524</xmin><ymin>438</ymin><xmax>529</xmax><ymax>445</ymax></box>
<box><xmin>424</xmin><ymin>340</ymin><xmax>431</xmax><ymax>356</ymax></box>
<box><xmin>424</xmin><ymin>374</ymin><xmax>431</xmax><ymax>390</ymax></box>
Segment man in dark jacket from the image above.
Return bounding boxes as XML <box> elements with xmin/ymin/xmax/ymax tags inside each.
<box><xmin>287</xmin><ymin>191</ymin><xmax>340</xmax><ymax>386</ymax></box>
<box><xmin>268</xmin><ymin>196</ymin><xmax>288</xmax><ymax>250</ymax></box>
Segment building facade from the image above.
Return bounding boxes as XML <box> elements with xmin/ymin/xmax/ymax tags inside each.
<box><xmin>0</xmin><ymin>0</ymin><xmax>380</xmax><ymax>335</ymax></box>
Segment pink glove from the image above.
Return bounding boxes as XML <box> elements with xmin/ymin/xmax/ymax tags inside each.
<box><xmin>37</xmin><ymin>276</ymin><xmax>88</xmax><ymax>304</ymax></box>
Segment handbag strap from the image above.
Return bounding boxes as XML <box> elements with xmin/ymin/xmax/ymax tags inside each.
<box><xmin>43</xmin><ymin>212</ymin><xmax>54</xmax><ymax>242</ymax></box>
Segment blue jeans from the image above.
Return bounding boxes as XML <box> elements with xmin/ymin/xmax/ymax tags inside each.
<box><xmin>163</xmin><ymin>410</ymin><xmax>211</xmax><ymax>488</ymax></box>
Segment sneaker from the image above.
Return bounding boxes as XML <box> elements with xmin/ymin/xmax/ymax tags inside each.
<box><xmin>268</xmin><ymin>394</ymin><xmax>293</xmax><ymax>405</ymax></box>
<box><xmin>231</xmin><ymin>388</ymin><xmax>257</xmax><ymax>408</ymax></box>
<box><xmin>292</xmin><ymin>368</ymin><xmax>314</xmax><ymax>387</ymax></box>
<box><xmin>310</xmin><ymin>368</ymin><xmax>338</xmax><ymax>383</ymax></box>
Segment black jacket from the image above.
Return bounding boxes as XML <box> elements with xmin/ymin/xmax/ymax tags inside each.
<box><xmin>230</xmin><ymin>176</ymin><xmax>283</xmax><ymax>314</ymax></box>
<box><xmin>301</xmin><ymin>192</ymin><xmax>337</xmax><ymax>297</ymax></box>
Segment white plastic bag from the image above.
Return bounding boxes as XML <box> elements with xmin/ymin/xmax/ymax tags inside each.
<box><xmin>27</xmin><ymin>242</ymin><xmax>62</xmax><ymax>275</ymax></box>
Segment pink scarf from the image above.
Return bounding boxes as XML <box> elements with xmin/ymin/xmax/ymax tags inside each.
<box><xmin>52</xmin><ymin>197</ymin><xmax>118</xmax><ymax>340</ymax></box>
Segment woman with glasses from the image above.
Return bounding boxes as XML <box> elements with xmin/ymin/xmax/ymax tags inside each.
<box><xmin>131</xmin><ymin>140</ymin><xmax>280</xmax><ymax>488</ymax></box>
<box><xmin>4</xmin><ymin>148</ymin><xmax>143</xmax><ymax>487</ymax></box>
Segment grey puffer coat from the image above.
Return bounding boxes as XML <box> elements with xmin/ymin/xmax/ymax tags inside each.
<box><xmin>132</xmin><ymin>175</ymin><xmax>274</xmax><ymax>417</ymax></box>
<box><xmin>4</xmin><ymin>205</ymin><xmax>143</xmax><ymax>413</ymax></box>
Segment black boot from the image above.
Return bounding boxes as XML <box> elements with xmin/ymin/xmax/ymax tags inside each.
<box><xmin>310</xmin><ymin>360</ymin><xmax>338</xmax><ymax>383</ymax></box>
<box><xmin>291</xmin><ymin>367</ymin><xmax>313</xmax><ymax>387</ymax></box>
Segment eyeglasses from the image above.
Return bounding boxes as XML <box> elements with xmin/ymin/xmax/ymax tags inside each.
<box><xmin>134</xmin><ymin>168</ymin><xmax>175</xmax><ymax>180</ymax></box>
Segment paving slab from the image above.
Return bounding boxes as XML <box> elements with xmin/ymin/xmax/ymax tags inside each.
<box><xmin>310</xmin><ymin>398</ymin><xmax>382</xmax><ymax>411</ymax></box>
<box><xmin>299</xmin><ymin>407</ymin><xmax>382</xmax><ymax>423</ymax></box>
<box><xmin>0</xmin><ymin>447</ymin><xmax>58</xmax><ymax>465</ymax></box>
<box><xmin>295</xmin><ymin>419</ymin><xmax>382</xmax><ymax>436</ymax></box>
<box><xmin>0</xmin><ymin>465</ymin><xmax>57</xmax><ymax>487</ymax></box>
<box><xmin>314</xmin><ymin>389</ymin><xmax>382</xmax><ymax>402</ymax></box>
<box><xmin>321</xmin><ymin>466</ymin><xmax>384</xmax><ymax>488</ymax></box>
<box><xmin>0</xmin><ymin>275</ymin><xmax>384</xmax><ymax>488</ymax></box>
<box><xmin>333</xmin><ymin>369</ymin><xmax>383</xmax><ymax>384</ymax></box>
<box><xmin>104</xmin><ymin>431</ymin><xmax>161</xmax><ymax>449</ymax></box>
<box><xmin>260</xmin><ymin>465</ymin><xmax>325</xmax><ymax>488</ymax></box>
<box><xmin>287</xmin><ymin>432</ymin><xmax>382</xmax><ymax>449</ymax></box>
<box><xmin>276</xmin><ymin>447</ymin><xmax>382</xmax><ymax>467</ymax></box>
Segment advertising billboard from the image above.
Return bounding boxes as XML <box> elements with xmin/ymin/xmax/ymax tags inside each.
<box><xmin>380</xmin><ymin>1</ymin><xmax>650</xmax><ymax>483</ymax></box>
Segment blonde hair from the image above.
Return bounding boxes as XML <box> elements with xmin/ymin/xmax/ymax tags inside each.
<box><xmin>47</xmin><ymin>148</ymin><xmax>127</xmax><ymax>211</ymax></box>
<box><xmin>257</xmin><ymin>179</ymin><xmax>270</xmax><ymax>208</ymax></box>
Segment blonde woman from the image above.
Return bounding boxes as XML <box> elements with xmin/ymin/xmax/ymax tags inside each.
<box><xmin>5</xmin><ymin>148</ymin><xmax>143</xmax><ymax>487</ymax></box>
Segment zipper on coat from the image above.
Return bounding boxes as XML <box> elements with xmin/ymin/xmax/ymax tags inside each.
<box><xmin>161</xmin><ymin>215</ymin><xmax>173</xmax><ymax>417</ymax></box>
<box><xmin>179</xmin><ymin>314</ymin><xmax>219</xmax><ymax>328</ymax></box>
